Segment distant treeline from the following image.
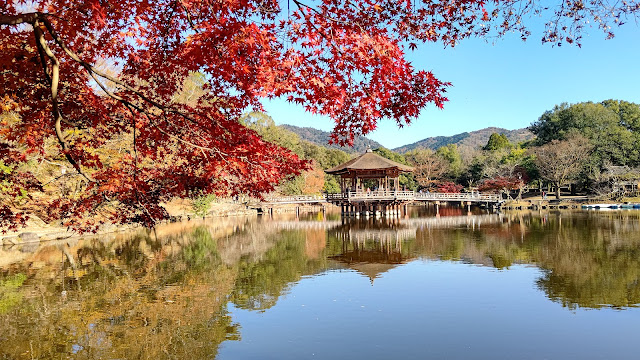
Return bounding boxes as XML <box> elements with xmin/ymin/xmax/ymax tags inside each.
<box><xmin>246</xmin><ymin>100</ymin><xmax>640</xmax><ymax>200</ymax></box>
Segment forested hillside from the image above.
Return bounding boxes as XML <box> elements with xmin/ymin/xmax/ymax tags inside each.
<box><xmin>281</xmin><ymin>125</ymin><xmax>383</xmax><ymax>153</ymax></box>
<box><xmin>394</xmin><ymin>127</ymin><xmax>534</xmax><ymax>153</ymax></box>
<box><xmin>284</xmin><ymin>124</ymin><xmax>533</xmax><ymax>154</ymax></box>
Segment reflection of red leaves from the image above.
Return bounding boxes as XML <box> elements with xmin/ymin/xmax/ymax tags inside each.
<box><xmin>438</xmin><ymin>207</ymin><xmax>464</xmax><ymax>217</ymax></box>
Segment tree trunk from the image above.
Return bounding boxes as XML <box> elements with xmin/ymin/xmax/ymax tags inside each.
<box><xmin>555</xmin><ymin>183</ymin><xmax>561</xmax><ymax>199</ymax></box>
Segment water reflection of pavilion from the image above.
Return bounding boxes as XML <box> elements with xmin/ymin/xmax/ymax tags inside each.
<box><xmin>320</xmin><ymin>219</ymin><xmax>407</xmax><ymax>283</ymax></box>
<box><xmin>329</xmin><ymin>228</ymin><xmax>408</xmax><ymax>284</ymax></box>
<box><xmin>322</xmin><ymin>214</ymin><xmax>505</xmax><ymax>283</ymax></box>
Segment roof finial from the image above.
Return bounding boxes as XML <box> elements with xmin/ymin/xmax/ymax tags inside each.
<box><xmin>366</xmin><ymin>145</ymin><xmax>372</xmax><ymax>153</ymax></box>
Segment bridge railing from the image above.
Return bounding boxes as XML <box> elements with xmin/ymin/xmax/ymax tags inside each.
<box><xmin>263</xmin><ymin>194</ymin><xmax>326</xmax><ymax>204</ymax></box>
<box><xmin>264</xmin><ymin>191</ymin><xmax>502</xmax><ymax>204</ymax></box>
<box><xmin>326</xmin><ymin>191</ymin><xmax>502</xmax><ymax>203</ymax></box>
<box><xmin>414</xmin><ymin>192</ymin><xmax>502</xmax><ymax>202</ymax></box>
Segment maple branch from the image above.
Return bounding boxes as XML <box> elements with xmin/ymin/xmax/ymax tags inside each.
<box><xmin>33</xmin><ymin>29</ymin><xmax>52</xmax><ymax>85</ymax></box>
<box><xmin>179</xmin><ymin>0</ymin><xmax>199</xmax><ymax>33</ymax></box>
<box><xmin>41</xmin><ymin>16</ymin><xmax>236</xmax><ymax>144</ymax></box>
<box><xmin>291</xmin><ymin>0</ymin><xmax>350</xmax><ymax>25</ymax></box>
<box><xmin>0</xmin><ymin>12</ymin><xmax>40</xmax><ymax>25</ymax></box>
<box><xmin>291</xmin><ymin>0</ymin><xmax>347</xmax><ymax>58</ymax></box>
<box><xmin>88</xmin><ymin>66</ymin><xmax>229</xmax><ymax>159</ymax></box>
<box><xmin>0</xmin><ymin>12</ymin><xmax>93</xmax><ymax>182</ymax></box>
<box><xmin>32</xmin><ymin>19</ymin><xmax>93</xmax><ymax>183</ymax></box>
<box><xmin>3</xmin><ymin>12</ymin><xmax>245</xmax><ymax>163</ymax></box>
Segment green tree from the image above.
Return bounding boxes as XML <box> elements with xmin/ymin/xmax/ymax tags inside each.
<box><xmin>436</xmin><ymin>144</ymin><xmax>463</xmax><ymax>180</ymax></box>
<box><xmin>483</xmin><ymin>133</ymin><xmax>511</xmax><ymax>151</ymax></box>
<box><xmin>530</xmin><ymin>101</ymin><xmax>640</xmax><ymax>169</ymax></box>
<box><xmin>373</xmin><ymin>147</ymin><xmax>409</xmax><ymax>165</ymax></box>
<box><xmin>602</xmin><ymin>99</ymin><xmax>640</xmax><ymax>132</ymax></box>
<box><xmin>373</xmin><ymin>147</ymin><xmax>417</xmax><ymax>190</ymax></box>
<box><xmin>240</xmin><ymin>112</ymin><xmax>305</xmax><ymax>156</ymax></box>
<box><xmin>320</xmin><ymin>148</ymin><xmax>350</xmax><ymax>193</ymax></box>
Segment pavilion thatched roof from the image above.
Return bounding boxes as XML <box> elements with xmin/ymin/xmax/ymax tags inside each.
<box><xmin>325</xmin><ymin>148</ymin><xmax>414</xmax><ymax>175</ymax></box>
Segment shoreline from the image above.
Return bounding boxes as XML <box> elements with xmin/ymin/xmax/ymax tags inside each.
<box><xmin>0</xmin><ymin>201</ymin><xmax>257</xmax><ymax>246</ymax></box>
<box><xmin>0</xmin><ymin>201</ymin><xmax>332</xmax><ymax>246</ymax></box>
<box><xmin>3</xmin><ymin>195</ymin><xmax>637</xmax><ymax>245</ymax></box>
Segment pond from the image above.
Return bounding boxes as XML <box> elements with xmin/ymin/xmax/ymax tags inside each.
<box><xmin>1</xmin><ymin>207</ymin><xmax>640</xmax><ymax>359</ymax></box>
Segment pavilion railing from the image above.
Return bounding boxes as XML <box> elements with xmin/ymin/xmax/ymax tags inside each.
<box><xmin>326</xmin><ymin>190</ymin><xmax>418</xmax><ymax>201</ymax></box>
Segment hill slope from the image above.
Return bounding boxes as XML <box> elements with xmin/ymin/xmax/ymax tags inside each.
<box><xmin>394</xmin><ymin>127</ymin><xmax>534</xmax><ymax>153</ymax></box>
<box><xmin>281</xmin><ymin>124</ymin><xmax>383</xmax><ymax>153</ymax></box>
<box><xmin>282</xmin><ymin>124</ymin><xmax>534</xmax><ymax>154</ymax></box>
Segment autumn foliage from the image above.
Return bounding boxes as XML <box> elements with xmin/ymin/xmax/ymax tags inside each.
<box><xmin>1</xmin><ymin>0</ymin><xmax>637</xmax><ymax>230</ymax></box>
<box><xmin>478</xmin><ymin>176</ymin><xmax>525</xmax><ymax>193</ymax></box>
<box><xmin>435</xmin><ymin>181</ymin><xmax>463</xmax><ymax>193</ymax></box>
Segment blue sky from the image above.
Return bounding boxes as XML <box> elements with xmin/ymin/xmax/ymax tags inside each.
<box><xmin>264</xmin><ymin>23</ymin><xmax>640</xmax><ymax>149</ymax></box>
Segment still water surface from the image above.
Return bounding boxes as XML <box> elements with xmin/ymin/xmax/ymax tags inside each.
<box><xmin>1</xmin><ymin>207</ymin><xmax>640</xmax><ymax>359</ymax></box>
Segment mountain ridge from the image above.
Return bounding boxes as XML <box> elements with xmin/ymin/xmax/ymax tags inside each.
<box><xmin>393</xmin><ymin>127</ymin><xmax>534</xmax><ymax>153</ymax></box>
<box><xmin>281</xmin><ymin>124</ymin><xmax>383</xmax><ymax>153</ymax></box>
<box><xmin>282</xmin><ymin>124</ymin><xmax>534</xmax><ymax>153</ymax></box>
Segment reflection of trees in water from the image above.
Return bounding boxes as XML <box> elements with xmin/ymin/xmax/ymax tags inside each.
<box><xmin>532</xmin><ymin>212</ymin><xmax>640</xmax><ymax>309</ymax></box>
<box><xmin>0</xmin><ymin>226</ymin><xmax>241</xmax><ymax>359</ymax></box>
<box><xmin>2</xmin><ymin>210</ymin><xmax>640</xmax><ymax>358</ymax></box>
<box><xmin>1</xmin><ymin>218</ymin><xmax>335</xmax><ymax>357</ymax></box>
<box><xmin>412</xmin><ymin>211</ymin><xmax>640</xmax><ymax>309</ymax></box>
<box><xmin>231</xmin><ymin>229</ymin><xmax>330</xmax><ymax>311</ymax></box>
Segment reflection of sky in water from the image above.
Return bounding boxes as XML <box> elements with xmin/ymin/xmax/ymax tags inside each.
<box><xmin>220</xmin><ymin>260</ymin><xmax>640</xmax><ymax>360</ymax></box>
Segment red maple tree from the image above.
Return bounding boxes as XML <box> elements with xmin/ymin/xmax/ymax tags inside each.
<box><xmin>436</xmin><ymin>181</ymin><xmax>463</xmax><ymax>193</ymax></box>
<box><xmin>1</xmin><ymin>0</ymin><xmax>636</xmax><ymax>230</ymax></box>
<box><xmin>478</xmin><ymin>172</ymin><xmax>529</xmax><ymax>199</ymax></box>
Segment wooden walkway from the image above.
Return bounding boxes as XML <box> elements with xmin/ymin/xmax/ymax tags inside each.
<box><xmin>327</xmin><ymin>191</ymin><xmax>502</xmax><ymax>203</ymax></box>
<box><xmin>262</xmin><ymin>194</ymin><xmax>326</xmax><ymax>205</ymax></box>
<box><xmin>264</xmin><ymin>191</ymin><xmax>502</xmax><ymax>205</ymax></box>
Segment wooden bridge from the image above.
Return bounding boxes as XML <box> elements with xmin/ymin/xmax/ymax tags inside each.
<box><xmin>264</xmin><ymin>191</ymin><xmax>501</xmax><ymax>204</ymax></box>
<box><xmin>261</xmin><ymin>191</ymin><xmax>503</xmax><ymax>217</ymax></box>
<box><xmin>326</xmin><ymin>191</ymin><xmax>501</xmax><ymax>203</ymax></box>
<box><xmin>262</xmin><ymin>194</ymin><xmax>327</xmax><ymax>205</ymax></box>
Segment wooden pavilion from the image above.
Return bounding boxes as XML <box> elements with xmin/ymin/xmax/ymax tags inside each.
<box><xmin>325</xmin><ymin>147</ymin><xmax>415</xmax><ymax>216</ymax></box>
<box><xmin>325</xmin><ymin>147</ymin><xmax>414</xmax><ymax>193</ymax></box>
